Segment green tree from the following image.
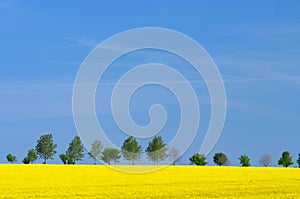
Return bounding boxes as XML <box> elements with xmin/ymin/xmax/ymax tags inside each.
<box><xmin>67</xmin><ymin>157</ymin><xmax>75</xmax><ymax>165</ymax></box>
<box><xmin>6</xmin><ymin>153</ymin><xmax>17</xmax><ymax>163</ymax></box>
<box><xmin>67</xmin><ymin>136</ymin><xmax>85</xmax><ymax>164</ymax></box>
<box><xmin>213</xmin><ymin>152</ymin><xmax>228</xmax><ymax>166</ymax></box>
<box><xmin>59</xmin><ymin>153</ymin><xmax>69</xmax><ymax>164</ymax></box>
<box><xmin>22</xmin><ymin>157</ymin><xmax>30</xmax><ymax>164</ymax></box>
<box><xmin>189</xmin><ymin>153</ymin><xmax>207</xmax><ymax>166</ymax></box>
<box><xmin>146</xmin><ymin>136</ymin><xmax>168</xmax><ymax>164</ymax></box>
<box><xmin>26</xmin><ymin>148</ymin><xmax>38</xmax><ymax>164</ymax></box>
<box><xmin>121</xmin><ymin>136</ymin><xmax>142</xmax><ymax>165</ymax></box>
<box><xmin>297</xmin><ymin>154</ymin><xmax>300</xmax><ymax>168</ymax></box>
<box><xmin>35</xmin><ymin>134</ymin><xmax>57</xmax><ymax>164</ymax></box>
<box><xmin>278</xmin><ymin>151</ymin><xmax>293</xmax><ymax>167</ymax></box>
<box><xmin>101</xmin><ymin>148</ymin><xmax>121</xmax><ymax>165</ymax></box>
<box><xmin>239</xmin><ymin>154</ymin><xmax>251</xmax><ymax>167</ymax></box>
<box><xmin>169</xmin><ymin>147</ymin><xmax>180</xmax><ymax>165</ymax></box>
<box><xmin>88</xmin><ymin>140</ymin><xmax>103</xmax><ymax>165</ymax></box>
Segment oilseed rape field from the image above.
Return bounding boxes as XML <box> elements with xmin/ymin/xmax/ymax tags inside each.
<box><xmin>0</xmin><ymin>165</ymin><xmax>300</xmax><ymax>198</ymax></box>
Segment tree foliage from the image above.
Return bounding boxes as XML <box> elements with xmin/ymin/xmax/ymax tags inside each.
<box><xmin>189</xmin><ymin>153</ymin><xmax>207</xmax><ymax>166</ymax></box>
<box><xmin>278</xmin><ymin>151</ymin><xmax>293</xmax><ymax>167</ymax></box>
<box><xmin>6</xmin><ymin>153</ymin><xmax>17</xmax><ymax>163</ymax></box>
<box><xmin>297</xmin><ymin>154</ymin><xmax>300</xmax><ymax>168</ymax></box>
<box><xmin>239</xmin><ymin>154</ymin><xmax>250</xmax><ymax>167</ymax></box>
<box><xmin>213</xmin><ymin>152</ymin><xmax>228</xmax><ymax>166</ymax></box>
<box><xmin>59</xmin><ymin>153</ymin><xmax>69</xmax><ymax>164</ymax></box>
<box><xmin>26</xmin><ymin>148</ymin><xmax>38</xmax><ymax>164</ymax></box>
<box><xmin>259</xmin><ymin>154</ymin><xmax>272</xmax><ymax>167</ymax></box>
<box><xmin>88</xmin><ymin>140</ymin><xmax>103</xmax><ymax>165</ymax></box>
<box><xmin>67</xmin><ymin>136</ymin><xmax>85</xmax><ymax>164</ymax></box>
<box><xmin>146</xmin><ymin>136</ymin><xmax>168</xmax><ymax>164</ymax></box>
<box><xmin>22</xmin><ymin>156</ymin><xmax>30</xmax><ymax>164</ymax></box>
<box><xmin>101</xmin><ymin>148</ymin><xmax>121</xmax><ymax>165</ymax></box>
<box><xmin>121</xmin><ymin>136</ymin><xmax>142</xmax><ymax>165</ymax></box>
<box><xmin>35</xmin><ymin>134</ymin><xmax>57</xmax><ymax>164</ymax></box>
<box><xmin>169</xmin><ymin>147</ymin><xmax>180</xmax><ymax>165</ymax></box>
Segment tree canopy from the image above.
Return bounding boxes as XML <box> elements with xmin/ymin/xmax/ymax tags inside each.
<box><xmin>278</xmin><ymin>151</ymin><xmax>293</xmax><ymax>167</ymax></box>
<box><xmin>297</xmin><ymin>154</ymin><xmax>300</xmax><ymax>168</ymax></box>
<box><xmin>26</xmin><ymin>148</ymin><xmax>38</xmax><ymax>164</ymax></box>
<box><xmin>121</xmin><ymin>136</ymin><xmax>142</xmax><ymax>165</ymax></box>
<box><xmin>101</xmin><ymin>148</ymin><xmax>121</xmax><ymax>165</ymax></box>
<box><xmin>189</xmin><ymin>153</ymin><xmax>207</xmax><ymax>166</ymax></box>
<box><xmin>239</xmin><ymin>154</ymin><xmax>250</xmax><ymax>167</ymax></box>
<box><xmin>22</xmin><ymin>157</ymin><xmax>30</xmax><ymax>164</ymax></box>
<box><xmin>213</xmin><ymin>152</ymin><xmax>228</xmax><ymax>166</ymax></box>
<box><xmin>67</xmin><ymin>136</ymin><xmax>85</xmax><ymax>164</ymax></box>
<box><xmin>146</xmin><ymin>136</ymin><xmax>168</xmax><ymax>164</ymax></box>
<box><xmin>35</xmin><ymin>134</ymin><xmax>57</xmax><ymax>164</ymax></box>
<box><xmin>59</xmin><ymin>153</ymin><xmax>69</xmax><ymax>164</ymax></box>
<box><xmin>6</xmin><ymin>153</ymin><xmax>17</xmax><ymax>163</ymax></box>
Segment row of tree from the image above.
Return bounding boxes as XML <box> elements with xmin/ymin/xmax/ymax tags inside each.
<box><xmin>6</xmin><ymin>134</ymin><xmax>170</xmax><ymax>165</ymax></box>
<box><xmin>189</xmin><ymin>151</ymin><xmax>298</xmax><ymax>167</ymax></box>
<box><xmin>5</xmin><ymin>133</ymin><xmax>300</xmax><ymax>167</ymax></box>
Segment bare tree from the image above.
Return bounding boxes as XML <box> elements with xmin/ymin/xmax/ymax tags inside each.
<box><xmin>88</xmin><ymin>140</ymin><xmax>103</xmax><ymax>165</ymax></box>
<box><xmin>169</xmin><ymin>147</ymin><xmax>180</xmax><ymax>165</ymax></box>
<box><xmin>259</xmin><ymin>154</ymin><xmax>272</xmax><ymax>167</ymax></box>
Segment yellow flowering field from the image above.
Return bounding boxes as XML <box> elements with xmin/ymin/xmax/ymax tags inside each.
<box><xmin>0</xmin><ymin>165</ymin><xmax>300</xmax><ymax>198</ymax></box>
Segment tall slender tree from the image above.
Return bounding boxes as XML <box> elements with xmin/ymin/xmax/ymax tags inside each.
<box><xmin>121</xmin><ymin>136</ymin><xmax>142</xmax><ymax>165</ymax></box>
<box><xmin>67</xmin><ymin>136</ymin><xmax>85</xmax><ymax>164</ymax></box>
<box><xmin>35</xmin><ymin>134</ymin><xmax>57</xmax><ymax>164</ymax></box>
<box><xmin>146</xmin><ymin>136</ymin><xmax>168</xmax><ymax>164</ymax></box>
<box><xmin>26</xmin><ymin>148</ymin><xmax>38</xmax><ymax>164</ymax></box>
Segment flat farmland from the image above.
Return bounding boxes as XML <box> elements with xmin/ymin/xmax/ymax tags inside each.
<box><xmin>0</xmin><ymin>165</ymin><xmax>299</xmax><ymax>198</ymax></box>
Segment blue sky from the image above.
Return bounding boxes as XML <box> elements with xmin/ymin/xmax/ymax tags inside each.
<box><xmin>0</xmin><ymin>1</ymin><xmax>299</xmax><ymax>165</ymax></box>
